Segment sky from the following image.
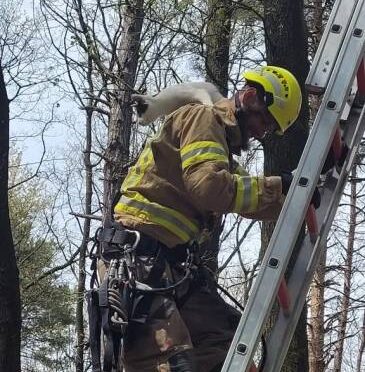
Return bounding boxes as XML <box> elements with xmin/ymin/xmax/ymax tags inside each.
<box><xmin>5</xmin><ymin>1</ymin><xmax>365</xmax><ymax>370</ymax></box>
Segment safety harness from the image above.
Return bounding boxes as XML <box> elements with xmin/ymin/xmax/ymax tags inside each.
<box><xmin>87</xmin><ymin>220</ymin><xmax>196</xmax><ymax>371</ymax></box>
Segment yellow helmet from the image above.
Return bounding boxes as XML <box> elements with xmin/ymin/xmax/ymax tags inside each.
<box><xmin>242</xmin><ymin>66</ymin><xmax>302</xmax><ymax>134</ymax></box>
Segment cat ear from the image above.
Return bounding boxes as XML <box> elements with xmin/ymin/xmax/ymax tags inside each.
<box><xmin>131</xmin><ymin>94</ymin><xmax>148</xmax><ymax>115</ymax></box>
<box><xmin>131</xmin><ymin>94</ymin><xmax>151</xmax><ymax>125</ymax></box>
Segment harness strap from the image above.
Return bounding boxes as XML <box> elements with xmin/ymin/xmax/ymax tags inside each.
<box><xmin>89</xmin><ymin>256</ymin><xmax>99</xmax><ymax>289</ymax></box>
<box><xmin>98</xmin><ymin>227</ymin><xmax>128</xmax><ymax>245</ymax></box>
<box><xmin>101</xmin><ymin>306</ymin><xmax>114</xmax><ymax>372</ymax></box>
<box><xmin>146</xmin><ymin>247</ymin><xmax>167</xmax><ymax>286</ymax></box>
<box><xmin>86</xmin><ymin>290</ymin><xmax>102</xmax><ymax>372</ymax></box>
<box><xmin>130</xmin><ymin>247</ymin><xmax>167</xmax><ymax>322</ymax></box>
<box><xmin>99</xmin><ymin>278</ymin><xmax>122</xmax><ymax>372</ymax></box>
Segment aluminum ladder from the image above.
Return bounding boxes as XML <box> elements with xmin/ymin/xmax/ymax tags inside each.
<box><xmin>222</xmin><ymin>0</ymin><xmax>365</xmax><ymax>370</ymax></box>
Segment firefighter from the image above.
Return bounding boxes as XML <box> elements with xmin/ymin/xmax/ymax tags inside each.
<box><xmin>111</xmin><ymin>66</ymin><xmax>317</xmax><ymax>372</ymax></box>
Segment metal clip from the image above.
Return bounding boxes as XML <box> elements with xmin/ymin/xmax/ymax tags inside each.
<box><xmin>124</xmin><ymin>229</ymin><xmax>141</xmax><ymax>250</ymax></box>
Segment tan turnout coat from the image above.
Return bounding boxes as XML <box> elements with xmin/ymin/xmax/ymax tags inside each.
<box><xmin>114</xmin><ymin>98</ymin><xmax>283</xmax><ymax>248</ymax></box>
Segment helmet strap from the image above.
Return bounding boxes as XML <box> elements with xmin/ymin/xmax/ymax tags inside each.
<box><xmin>234</xmin><ymin>92</ymin><xmax>250</xmax><ymax>151</ymax></box>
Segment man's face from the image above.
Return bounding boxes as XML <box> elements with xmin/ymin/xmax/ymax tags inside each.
<box><xmin>246</xmin><ymin>108</ymin><xmax>278</xmax><ymax>139</ymax></box>
<box><xmin>235</xmin><ymin>88</ymin><xmax>279</xmax><ymax>150</ymax></box>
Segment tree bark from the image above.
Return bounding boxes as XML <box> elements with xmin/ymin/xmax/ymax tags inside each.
<box><xmin>262</xmin><ymin>0</ymin><xmax>310</xmax><ymax>370</ymax></box>
<box><xmin>356</xmin><ymin>308</ymin><xmax>365</xmax><ymax>372</ymax></box>
<box><xmin>332</xmin><ymin>166</ymin><xmax>357</xmax><ymax>372</ymax></box>
<box><xmin>205</xmin><ymin>0</ymin><xmax>233</xmax><ymax>97</ymax></box>
<box><xmin>70</xmin><ymin>3</ymin><xmax>98</xmax><ymax>369</ymax></box>
<box><xmin>308</xmin><ymin>249</ymin><xmax>326</xmax><ymax>372</ymax></box>
<box><xmin>103</xmin><ymin>0</ymin><xmax>145</xmax><ymax>220</ymax></box>
<box><xmin>200</xmin><ymin>0</ymin><xmax>233</xmax><ymax>273</ymax></box>
<box><xmin>0</xmin><ymin>64</ymin><xmax>21</xmax><ymax>371</ymax></box>
<box><xmin>75</xmin><ymin>65</ymin><xmax>94</xmax><ymax>372</ymax></box>
<box><xmin>306</xmin><ymin>3</ymin><xmax>327</xmax><ymax>370</ymax></box>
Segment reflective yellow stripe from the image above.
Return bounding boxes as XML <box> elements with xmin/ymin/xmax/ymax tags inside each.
<box><xmin>233</xmin><ymin>164</ymin><xmax>249</xmax><ymax>176</ymax></box>
<box><xmin>233</xmin><ymin>175</ymin><xmax>258</xmax><ymax>213</ymax></box>
<box><xmin>116</xmin><ymin>137</ymin><xmax>200</xmax><ymax>242</ymax></box>
<box><xmin>234</xmin><ymin>175</ymin><xmax>244</xmax><ymax>212</ymax></box>
<box><xmin>122</xmin><ymin>145</ymin><xmax>153</xmax><ymax>191</ymax></box>
<box><xmin>180</xmin><ymin>141</ymin><xmax>228</xmax><ymax>170</ymax></box>
<box><xmin>250</xmin><ymin>177</ymin><xmax>258</xmax><ymax>211</ymax></box>
<box><xmin>114</xmin><ymin>192</ymin><xmax>200</xmax><ymax>243</ymax></box>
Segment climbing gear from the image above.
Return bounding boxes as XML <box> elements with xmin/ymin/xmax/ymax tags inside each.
<box><xmin>87</xmin><ymin>221</ymin><xmax>197</xmax><ymax>371</ymax></box>
<box><xmin>87</xmin><ymin>222</ymin><xmax>140</xmax><ymax>372</ymax></box>
<box><xmin>242</xmin><ymin>66</ymin><xmax>302</xmax><ymax>134</ymax></box>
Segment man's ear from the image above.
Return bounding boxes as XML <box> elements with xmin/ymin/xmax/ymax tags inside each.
<box><xmin>241</xmin><ymin>87</ymin><xmax>260</xmax><ymax>108</ymax></box>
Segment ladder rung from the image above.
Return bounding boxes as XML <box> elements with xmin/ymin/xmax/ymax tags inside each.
<box><xmin>305</xmin><ymin>205</ymin><xmax>319</xmax><ymax>243</ymax></box>
<box><xmin>277</xmin><ymin>279</ymin><xmax>291</xmax><ymax>316</ymax></box>
<box><xmin>357</xmin><ymin>58</ymin><xmax>365</xmax><ymax>95</ymax></box>
<box><xmin>332</xmin><ymin>128</ymin><xmax>343</xmax><ymax>161</ymax></box>
<box><xmin>249</xmin><ymin>364</ymin><xmax>258</xmax><ymax>372</ymax></box>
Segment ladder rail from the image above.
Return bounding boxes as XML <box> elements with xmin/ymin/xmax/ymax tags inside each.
<box><xmin>306</xmin><ymin>0</ymin><xmax>359</xmax><ymax>93</ymax></box>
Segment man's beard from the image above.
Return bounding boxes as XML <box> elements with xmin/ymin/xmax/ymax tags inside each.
<box><xmin>235</xmin><ymin>108</ymin><xmax>250</xmax><ymax>151</ymax></box>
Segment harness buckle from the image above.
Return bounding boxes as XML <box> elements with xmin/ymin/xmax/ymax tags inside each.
<box><xmin>124</xmin><ymin>229</ymin><xmax>140</xmax><ymax>250</ymax></box>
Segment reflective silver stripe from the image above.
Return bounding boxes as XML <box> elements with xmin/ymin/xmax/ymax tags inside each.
<box><xmin>263</xmin><ymin>72</ymin><xmax>286</xmax><ymax>109</ymax></box>
<box><xmin>242</xmin><ymin>177</ymin><xmax>253</xmax><ymax>211</ymax></box>
<box><xmin>263</xmin><ymin>71</ymin><xmax>282</xmax><ymax>96</ymax></box>
<box><xmin>234</xmin><ymin>175</ymin><xmax>255</xmax><ymax>212</ymax></box>
<box><xmin>120</xmin><ymin>195</ymin><xmax>198</xmax><ymax>239</ymax></box>
<box><xmin>181</xmin><ymin>146</ymin><xmax>227</xmax><ymax>163</ymax></box>
<box><xmin>234</xmin><ymin>176</ymin><xmax>244</xmax><ymax>213</ymax></box>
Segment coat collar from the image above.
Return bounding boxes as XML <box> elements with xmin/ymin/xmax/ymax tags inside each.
<box><xmin>213</xmin><ymin>98</ymin><xmax>242</xmax><ymax>155</ymax></box>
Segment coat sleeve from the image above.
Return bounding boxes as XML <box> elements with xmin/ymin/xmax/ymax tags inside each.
<box><xmin>175</xmin><ymin>104</ymin><xmax>282</xmax><ymax>217</ymax></box>
<box><xmin>232</xmin><ymin>161</ymin><xmax>284</xmax><ymax>220</ymax></box>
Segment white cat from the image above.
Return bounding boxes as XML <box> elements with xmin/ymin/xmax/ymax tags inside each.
<box><xmin>132</xmin><ymin>82</ymin><xmax>224</xmax><ymax>125</ymax></box>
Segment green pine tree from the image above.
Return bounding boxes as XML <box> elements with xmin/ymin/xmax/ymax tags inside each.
<box><xmin>9</xmin><ymin>150</ymin><xmax>75</xmax><ymax>371</ymax></box>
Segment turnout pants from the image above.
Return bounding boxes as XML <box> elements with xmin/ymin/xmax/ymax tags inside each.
<box><xmin>122</xmin><ymin>248</ymin><xmax>241</xmax><ymax>372</ymax></box>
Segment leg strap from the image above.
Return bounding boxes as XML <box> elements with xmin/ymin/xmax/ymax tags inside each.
<box><xmin>86</xmin><ymin>290</ymin><xmax>102</xmax><ymax>372</ymax></box>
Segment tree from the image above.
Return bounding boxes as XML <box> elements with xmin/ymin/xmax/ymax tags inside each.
<box><xmin>357</xmin><ymin>308</ymin><xmax>365</xmax><ymax>372</ymax></box>
<box><xmin>8</xmin><ymin>151</ymin><xmax>75</xmax><ymax>371</ymax></box>
<box><xmin>40</xmin><ymin>0</ymin><xmax>146</xmax><ymax>368</ymax></box>
<box><xmin>261</xmin><ymin>0</ymin><xmax>310</xmax><ymax>370</ymax></box>
<box><xmin>306</xmin><ymin>2</ymin><xmax>327</xmax><ymax>370</ymax></box>
<box><xmin>332</xmin><ymin>165</ymin><xmax>357</xmax><ymax>371</ymax></box>
<box><xmin>103</xmin><ymin>0</ymin><xmax>145</xmax><ymax>219</ymax></box>
<box><xmin>0</xmin><ymin>0</ymin><xmax>64</xmax><ymax>368</ymax></box>
<box><xmin>0</xmin><ymin>58</ymin><xmax>21</xmax><ymax>372</ymax></box>
<box><xmin>205</xmin><ymin>0</ymin><xmax>233</xmax><ymax>96</ymax></box>
<box><xmin>196</xmin><ymin>0</ymin><xmax>233</xmax><ymax>273</ymax></box>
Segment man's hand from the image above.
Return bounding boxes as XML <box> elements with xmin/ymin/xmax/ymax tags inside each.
<box><xmin>280</xmin><ymin>171</ymin><xmax>293</xmax><ymax>195</ymax></box>
<box><xmin>280</xmin><ymin>171</ymin><xmax>321</xmax><ymax>209</ymax></box>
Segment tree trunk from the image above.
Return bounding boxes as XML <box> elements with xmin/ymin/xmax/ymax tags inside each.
<box><xmin>356</xmin><ymin>308</ymin><xmax>365</xmax><ymax>372</ymax></box>
<box><xmin>75</xmin><ymin>71</ymin><xmax>94</xmax><ymax>372</ymax></box>
<box><xmin>308</xmin><ymin>249</ymin><xmax>326</xmax><ymax>372</ymax></box>
<box><xmin>332</xmin><ymin>165</ymin><xmax>357</xmax><ymax>372</ymax></box>
<box><xmin>103</xmin><ymin>0</ymin><xmax>145</xmax><ymax>220</ymax></box>
<box><xmin>205</xmin><ymin>0</ymin><xmax>233</xmax><ymax>97</ymax></box>
<box><xmin>71</xmin><ymin>4</ymin><xmax>99</xmax><ymax>369</ymax></box>
<box><xmin>0</xmin><ymin>64</ymin><xmax>21</xmax><ymax>371</ymax></box>
<box><xmin>200</xmin><ymin>0</ymin><xmax>232</xmax><ymax>273</ymax></box>
<box><xmin>262</xmin><ymin>0</ymin><xmax>310</xmax><ymax>370</ymax></box>
<box><xmin>306</xmin><ymin>3</ymin><xmax>326</xmax><ymax>370</ymax></box>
